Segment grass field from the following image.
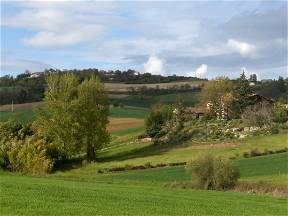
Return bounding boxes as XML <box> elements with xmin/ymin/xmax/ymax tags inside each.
<box><xmin>110</xmin><ymin>92</ymin><xmax>200</xmax><ymax>108</ymax></box>
<box><xmin>1</xmin><ymin>152</ymin><xmax>287</xmax><ymax>216</ymax></box>
<box><xmin>1</xmin><ymin>130</ymin><xmax>287</xmax><ymax>215</ymax></box>
<box><xmin>0</xmin><ymin>106</ymin><xmax>148</xmax><ymax>122</ymax></box>
<box><xmin>66</xmin><ymin>133</ymin><xmax>287</xmax><ymax>173</ymax></box>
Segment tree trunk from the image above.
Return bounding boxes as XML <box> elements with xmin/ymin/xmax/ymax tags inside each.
<box><xmin>87</xmin><ymin>143</ymin><xmax>95</xmax><ymax>162</ymax></box>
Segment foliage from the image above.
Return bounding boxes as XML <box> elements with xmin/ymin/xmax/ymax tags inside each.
<box><xmin>273</xmin><ymin>103</ymin><xmax>288</xmax><ymax>123</ymax></box>
<box><xmin>232</xmin><ymin>72</ymin><xmax>254</xmax><ymax>116</ymax></box>
<box><xmin>145</xmin><ymin>104</ymin><xmax>174</xmax><ymax>137</ymax></box>
<box><xmin>0</xmin><ymin>69</ymin><xmax>205</xmax><ymax>105</ymax></box>
<box><xmin>76</xmin><ymin>75</ymin><xmax>109</xmax><ymax>161</ymax></box>
<box><xmin>186</xmin><ymin>154</ymin><xmax>240</xmax><ymax>190</ymax></box>
<box><xmin>241</xmin><ymin>105</ymin><xmax>273</xmax><ymax>127</ymax></box>
<box><xmin>34</xmin><ymin>73</ymin><xmax>80</xmax><ymax>161</ymax></box>
<box><xmin>35</xmin><ymin>73</ymin><xmax>109</xmax><ymax>162</ymax></box>
<box><xmin>0</xmin><ymin>121</ymin><xmax>33</xmax><ymax>168</ymax></box>
<box><xmin>201</xmin><ymin>77</ymin><xmax>235</xmax><ymax>118</ymax></box>
<box><xmin>255</xmin><ymin>76</ymin><xmax>287</xmax><ymax>100</ymax></box>
<box><xmin>7</xmin><ymin>136</ymin><xmax>54</xmax><ymax>175</ymax></box>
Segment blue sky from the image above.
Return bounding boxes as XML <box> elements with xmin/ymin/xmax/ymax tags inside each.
<box><xmin>1</xmin><ymin>0</ymin><xmax>287</xmax><ymax>79</ymax></box>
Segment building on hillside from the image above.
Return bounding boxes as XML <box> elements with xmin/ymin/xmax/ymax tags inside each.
<box><xmin>29</xmin><ymin>72</ymin><xmax>43</xmax><ymax>78</ymax></box>
<box><xmin>185</xmin><ymin>107</ymin><xmax>208</xmax><ymax>119</ymax></box>
<box><xmin>248</xmin><ymin>93</ymin><xmax>274</xmax><ymax>105</ymax></box>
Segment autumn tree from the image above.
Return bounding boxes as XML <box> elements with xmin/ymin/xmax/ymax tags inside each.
<box><xmin>201</xmin><ymin>77</ymin><xmax>235</xmax><ymax>118</ymax></box>
<box><xmin>76</xmin><ymin>76</ymin><xmax>109</xmax><ymax>161</ymax></box>
<box><xmin>35</xmin><ymin>73</ymin><xmax>79</xmax><ymax>160</ymax></box>
<box><xmin>35</xmin><ymin>73</ymin><xmax>109</xmax><ymax>162</ymax></box>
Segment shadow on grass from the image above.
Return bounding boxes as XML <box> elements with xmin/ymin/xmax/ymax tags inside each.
<box><xmin>53</xmin><ymin>157</ymin><xmax>84</xmax><ymax>172</ymax></box>
<box><xmin>97</xmin><ymin>142</ymin><xmax>182</xmax><ymax>163</ymax></box>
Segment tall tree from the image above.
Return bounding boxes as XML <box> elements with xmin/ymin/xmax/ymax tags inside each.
<box><xmin>232</xmin><ymin>71</ymin><xmax>254</xmax><ymax>115</ymax></box>
<box><xmin>34</xmin><ymin>73</ymin><xmax>79</xmax><ymax>160</ymax></box>
<box><xmin>249</xmin><ymin>74</ymin><xmax>257</xmax><ymax>82</ymax></box>
<box><xmin>76</xmin><ymin>76</ymin><xmax>109</xmax><ymax>161</ymax></box>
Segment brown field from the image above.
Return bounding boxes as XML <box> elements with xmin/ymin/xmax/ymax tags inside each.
<box><xmin>108</xmin><ymin>117</ymin><xmax>144</xmax><ymax>132</ymax></box>
<box><xmin>0</xmin><ymin>101</ymin><xmax>44</xmax><ymax>112</ymax></box>
<box><xmin>104</xmin><ymin>81</ymin><xmax>205</xmax><ymax>93</ymax></box>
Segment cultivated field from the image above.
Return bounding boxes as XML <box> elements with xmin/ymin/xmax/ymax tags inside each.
<box><xmin>0</xmin><ymin>102</ymin><xmax>147</xmax><ymax>132</ymax></box>
<box><xmin>104</xmin><ymin>81</ymin><xmax>205</xmax><ymax>93</ymax></box>
<box><xmin>1</xmin><ymin>133</ymin><xmax>287</xmax><ymax>216</ymax></box>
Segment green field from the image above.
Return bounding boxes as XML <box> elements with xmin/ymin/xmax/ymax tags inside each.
<box><xmin>1</xmin><ymin>152</ymin><xmax>287</xmax><ymax>216</ymax></box>
<box><xmin>110</xmin><ymin>92</ymin><xmax>200</xmax><ymax>108</ymax></box>
<box><xmin>65</xmin><ymin>133</ymin><xmax>288</xmax><ymax>173</ymax></box>
<box><xmin>0</xmin><ymin>107</ymin><xmax>148</xmax><ymax>124</ymax></box>
<box><xmin>1</xmin><ymin>96</ymin><xmax>288</xmax><ymax>215</ymax></box>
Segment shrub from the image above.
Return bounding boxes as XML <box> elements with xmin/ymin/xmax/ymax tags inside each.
<box><xmin>7</xmin><ymin>136</ymin><xmax>54</xmax><ymax>175</ymax></box>
<box><xmin>213</xmin><ymin>159</ymin><xmax>240</xmax><ymax>190</ymax></box>
<box><xmin>145</xmin><ymin>104</ymin><xmax>174</xmax><ymax>137</ymax></box>
<box><xmin>273</xmin><ymin>104</ymin><xmax>288</xmax><ymax>123</ymax></box>
<box><xmin>241</xmin><ymin>105</ymin><xmax>273</xmax><ymax>127</ymax></box>
<box><xmin>186</xmin><ymin>154</ymin><xmax>240</xmax><ymax>190</ymax></box>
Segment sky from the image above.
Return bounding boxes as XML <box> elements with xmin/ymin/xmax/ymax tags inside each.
<box><xmin>1</xmin><ymin>0</ymin><xmax>287</xmax><ymax>79</ymax></box>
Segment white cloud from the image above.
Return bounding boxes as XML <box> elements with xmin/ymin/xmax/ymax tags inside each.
<box><xmin>143</xmin><ymin>56</ymin><xmax>165</xmax><ymax>75</ymax></box>
<box><xmin>1</xmin><ymin>58</ymin><xmax>53</xmax><ymax>75</ymax></box>
<box><xmin>227</xmin><ymin>39</ymin><xmax>257</xmax><ymax>58</ymax></box>
<box><xmin>22</xmin><ymin>24</ymin><xmax>104</xmax><ymax>48</ymax></box>
<box><xmin>3</xmin><ymin>6</ymin><xmax>107</xmax><ymax>48</ymax></box>
<box><xmin>187</xmin><ymin>64</ymin><xmax>208</xmax><ymax>78</ymax></box>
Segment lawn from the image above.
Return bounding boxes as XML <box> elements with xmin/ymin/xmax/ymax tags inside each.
<box><xmin>1</xmin><ymin>172</ymin><xmax>287</xmax><ymax>216</ymax></box>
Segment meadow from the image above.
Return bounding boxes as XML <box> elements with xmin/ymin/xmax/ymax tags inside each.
<box><xmin>1</xmin><ymin>150</ymin><xmax>287</xmax><ymax>215</ymax></box>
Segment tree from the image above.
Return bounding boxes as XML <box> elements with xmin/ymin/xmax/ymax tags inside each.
<box><xmin>145</xmin><ymin>104</ymin><xmax>174</xmax><ymax>138</ymax></box>
<box><xmin>34</xmin><ymin>73</ymin><xmax>79</xmax><ymax>161</ymax></box>
<box><xmin>76</xmin><ymin>76</ymin><xmax>109</xmax><ymax>161</ymax></box>
<box><xmin>278</xmin><ymin>76</ymin><xmax>286</xmax><ymax>93</ymax></box>
<box><xmin>232</xmin><ymin>71</ymin><xmax>254</xmax><ymax>116</ymax></box>
<box><xmin>249</xmin><ymin>74</ymin><xmax>257</xmax><ymax>82</ymax></box>
<box><xmin>201</xmin><ymin>77</ymin><xmax>235</xmax><ymax>118</ymax></box>
<box><xmin>35</xmin><ymin>74</ymin><xmax>109</xmax><ymax>162</ymax></box>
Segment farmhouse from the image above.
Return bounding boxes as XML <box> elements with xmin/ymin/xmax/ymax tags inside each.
<box><xmin>185</xmin><ymin>106</ymin><xmax>208</xmax><ymax>119</ymax></box>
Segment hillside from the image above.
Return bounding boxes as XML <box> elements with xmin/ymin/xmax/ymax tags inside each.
<box><xmin>1</xmin><ymin>133</ymin><xmax>287</xmax><ymax>215</ymax></box>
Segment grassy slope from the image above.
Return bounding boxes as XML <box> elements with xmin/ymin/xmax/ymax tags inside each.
<box><xmin>1</xmin><ymin>132</ymin><xmax>287</xmax><ymax>215</ymax></box>
<box><xmin>89</xmin><ymin>153</ymin><xmax>288</xmax><ymax>186</ymax></box>
<box><xmin>1</xmin><ymin>172</ymin><xmax>287</xmax><ymax>216</ymax></box>
<box><xmin>63</xmin><ymin>133</ymin><xmax>287</xmax><ymax>174</ymax></box>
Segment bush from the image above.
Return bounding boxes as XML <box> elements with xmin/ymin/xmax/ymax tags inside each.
<box><xmin>273</xmin><ymin>104</ymin><xmax>288</xmax><ymax>123</ymax></box>
<box><xmin>241</xmin><ymin>105</ymin><xmax>273</xmax><ymax>127</ymax></box>
<box><xmin>145</xmin><ymin>104</ymin><xmax>174</xmax><ymax>137</ymax></box>
<box><xmin>7</xmin><ymin>136</ymin><xmax>54</xmax><ymax>175</ymax></box>
<box><xmin>186</xmin><ymin>154</ymin><xmax>240</xmax><ymax>190</ymax></box>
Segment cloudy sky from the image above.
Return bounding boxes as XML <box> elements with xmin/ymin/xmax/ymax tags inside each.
<box><xmin>1</xmin><ymin>0</ymin><xmax>287</xmax><ymax>79</ymax></box>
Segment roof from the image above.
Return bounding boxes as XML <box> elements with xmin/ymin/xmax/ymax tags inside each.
<box><xmin>248</xmin><ymin>93</ymin><xmax>275</xmax><ymax>103</ymax></box>
<box><xmin>185</xmin><ymin>107</ymin><xmax>208</xmax><ymax>114</ymax></box>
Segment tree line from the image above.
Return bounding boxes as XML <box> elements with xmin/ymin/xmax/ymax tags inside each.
<box><xmin>0</xmin><ymin>68</ymin><xmax>205</xmax><ymax>105</ymax></box>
